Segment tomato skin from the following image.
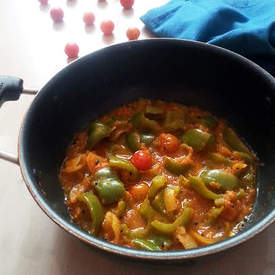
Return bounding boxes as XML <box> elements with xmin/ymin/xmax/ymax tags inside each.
<box><xmin>129</xmin><ymin>183</ymin><xmax>149</xmax><ymax>201</ymax></box>
<box><xmin>100</xmin><ymin>20</ymin><xmax>115</xmax><ymax>35</ymax></box>
<box><xmin>83</xmin><ymin>12</ymin><xmax>95</xmax><ymax>25</ymax></box>
<box><xmin>159</xmin><ymin>133</ymin><xmax>180</xmax><ymax>153</ymax></box>
<box><xmin>130</xmin><ymin>150</ymin><xmax>152</xmax><ymax>171</ymax></box>
<box><xmin>126</xmin><ymin>27</ymin><xmax>140</xmax><ymax>40</ymax></box>
<box><xmin>64</xmin><ymin>43</ymin><xmax>79</xmax><ymax>58</ymax></box>
<box><xmin>120</xmin><ymin>0</ymin><xmax>134</xmax><ymax>9</ymax></box>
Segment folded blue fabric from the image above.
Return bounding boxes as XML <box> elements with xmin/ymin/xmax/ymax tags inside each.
<box><xmin>141</xmin><ymin>0</ymin><xmax>275</xmax><ymax>75</ymax></box>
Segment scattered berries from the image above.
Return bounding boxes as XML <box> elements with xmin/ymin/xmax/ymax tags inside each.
<box><xmin>126</xmin><ymin>27</ymin><xmax>140</xmax><ymax>40</ymax></box>
<box><xmin>83</xmin><ymin>12</ymin><xmax>95</xmax><ymax>25</ymax></box>
<box><xmin>100</xmin><ymin>20</ymin><xmax>115</xmax><ymax>35</ymax></box>
<box><xmin>120</xmin><ymin>0</ymin><xmax>134</xmax><ymax>9</ymax></box>
<box><xmin>38</xmin><ymin>0</ymin><xmax>48</xmax><ymax>5</ymax></box>
<box><xmin>50</xmin><ymin>8</ymin><xmax>64</xmax><ymax>23</ymax></box>
<box><xmin>64</xmin><ymin>43</ymin><xmax>79</xmax><ymax>58</ymax></box>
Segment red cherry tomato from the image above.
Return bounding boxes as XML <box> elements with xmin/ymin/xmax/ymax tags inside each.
<box><xmin>64</xmin><ymin>43</ymin><xmax>79</xmax><ymax>58</ymax></box>
<box><xmin>83</xmin><ymin>12</ymin><xmax>95</xmax><ymax>25</ymax></box>
<box><xmin>126</xmin><ymin>27</ymin><xmax>140</xmax><ymax>40</ymax></box>
<box><xmin>100</xmin><ymin>20</ymin><xmax>115</xmax><ymax>35</ymax></box>
<box><xmin>50</xmin><ymin>8</ymin><xmax>64</xmax><ymax>23</ymax></box>
<box><xmin>38</xmin><ymin>0</ymin><xmax>48</xmax><ymax>5</ymax></box>
<box><xmin>120</xmin><ymin>0</ymin><xmax>134</xmax><ymax>9</ymax></box>
<box><xmin>131</xmin><ymin>150</ymin><xmax>152</xmax><ymax>171</ymax></box>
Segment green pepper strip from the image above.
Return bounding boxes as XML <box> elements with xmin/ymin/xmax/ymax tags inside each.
<box><xmin>148</xmin><ymin>175</ymin><xmax>166</xmax><ymax>201</ymax></box>
<box><xmin>201</xmin><ymin>169</ymin><xmax>240</xmax><ymax>191</ymax></box>
<box><xmin>164</xmin><ymin>157</ymin><xmax>191</xmax><ymax>175</ymax></box>
<box><xmin>223</xmin><ymin>127</ymin><xmax>249</xmax><ymax>153</ymax></box>
<box><xmin>199</xmin><ymin>115</ymin><xmax>218</xmax><ymax>129</ymax></box>
<box><xmin>131</xmin><ymin>112</ymin><xmax>160</xmax><ymax>133</ymax></box>
<box><xmin>181</xmin><ymin>129</ymin><xmax>211</xmax><ymax>152</ymax></box>
<box><xmin>114</xmin><ymin>200</ymin><xmax>126</xmax><ymax>217</ymax></box>
<box><xmin>236</xmin><ymin>188</ymin><xmax>246</xmax><ymax>200</ymax></box>
<box><xmin>164</xmin><ymin>110</ymin><xmax>185</xmax><ymax>132</ymax></box>
<box><xmin>145</xmin><ymin>105</ymin><xmax>164</xmax><ymax>115</ymax></box>
<box><xmin>121</xmin><ymin>223</ymin><xmax>151</xmax><ymax>239</ymax></box>
<box><xmin>78</xmin><ymin>192</ymin><xmax>104</xmax><ymax>235</ymax></box>
<box><xmin>189</xmin><ymin>176</ymin><xmax>220</xmax><ymax>200</ymax></box>
<box><xmin>140</xmin><ymin>133</ymin><xmax>155</xmax><ymax>145</ymax></box>
<box><xmin>125</xmin><ymin>132</ymin><xmax>141</xmax><ymax>152</ymax></box>
<box><xmin>151</xmin><ymin>190</ymin><xmax>166</xmax><ymax>215</ymax></box>
<box><xmin>208</xmin><ymin>153</ymin><xmax>233</xmax><ymax>166</ymax></box>
<box><xmin>233</xmin><ymin>151</ymin><xmax>253</xmax><ymax>163</ymax></box>
<box><xmin>109</xmin><ymin>155</ymin><xmax>139</xmax><ymax>179</ymax></box>
<box><xmin>132</xmin><ymin>239</ymin><xmax>161</xmax><ymax>251</ymax></box>
<box><xmin>208</xmin><ymin>206</ymin><xmax>224</xmax><ymax>225</ymax></box>
<box><xmin>88</xmin><ymin>122</ymin><xmax>112</xmax><ymax>149</ymax></box>
<box><xmin>139</xmin><ymin>199</ymin><xmax>155</xmax><ymax>221</ymax></box>
<box><xmin>151</xmin><ymin>207</ymin><xmax>193</xmax><ymax>234</ymax></box>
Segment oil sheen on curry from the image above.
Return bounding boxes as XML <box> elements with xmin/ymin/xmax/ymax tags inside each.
<box><xmin>59</xmin><ymin>99</ymin><xmax>257</xmax><ymax>251</ymax></box>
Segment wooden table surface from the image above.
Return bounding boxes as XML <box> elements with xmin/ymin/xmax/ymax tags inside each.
<box><xmin>0</xmin><ymin>1</ymin><xmax>274</xmax><ymax>274</ymax></box>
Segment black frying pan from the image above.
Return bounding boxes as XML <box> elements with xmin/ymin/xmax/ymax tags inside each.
<box><xmin>0</xmin><ymin>39</ymin><xmax>274</xmax><ymax>261</ymax></box>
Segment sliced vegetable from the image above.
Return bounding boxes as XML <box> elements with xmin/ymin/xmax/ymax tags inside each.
<box><xmin>132</xmin><ymin>239</ymin><xmax>161</xmax><ymax>251</ymax></box>
<box><xmin>140</xmin><ymin>133</ymin><xmax>155</xmax><ymax>145</ymax></box>
<box><xmin>223</xmin><ymin>127</ymin><xmax>249</xmax><ymax>153</ymax></box>
<box><xmin>151</xmin><ymin>190</ymin><xmax>166</xmax><ymax>215</ymax></box>
<box><xmin>88</xmin><ymin>122</ymin><xmax>112</xmax><ymax>149</ymax></box>
<box><xmin>208</xmin><ymin>153</ymin><xmax>233</xmax><ymax>166</ymax></box>
<box><xmin>139</xmin><ymin>199</ymin><xmax>155</xmax><ymax>221</ymax></box>
<box><xmin>236</xmin><ymin>188</ymin><xmax>246</xmax><ymax>200</ymax></box>
<box><xmin>114</xmin><ymin>200</ymin><xmax>127</xmax><ymax>217</ymax></box>
<box><xmin>125</xmin><ymin>132</ymin><xmax>141</xmax><ymax>152</ymax></box>
<box><xmin>164</xmin><ymin>157</ymin><xmax>191</xmax><ymax>175</ymax></box>
<box><xmin>199</xmin><ymin>115</ymin><xmax>218</xmax><ymax>129</ymax></box>
<box><xmin>95</xmin><ymin>178</ymin><xmax>125</xmax><ymax>205</ymax></box>
<box><xmin>148</xmin><ymin>175</ymin><xmax>166</xmax><ymax>201</ymax></box>
<box><xmin>208</xmin><ymin>206</ymin><xmax>224</xmax><ymax>224</ymax></box>
<box><xmin>151</xmin><ymin>207</ymin><xmax>192</xmax><ymax>234</ymax></box>
<box><xmin>233</xmin><ymin>151</ymin><xmax>253</xmax><ymax>163</ymax></box>
<box><xmin>145</xmin><ymin>105</ymin><xmax>164</xmax><ymax>119</ymax></box>
<box><xmin>181</xmin><ymin>129</ymin><xmax>211</xmax><ymax>152</ymax></box>
<box><xmin>176</xmin><ymin>227</ymin><xmax>198</xmax><ymax>249</ymax></box>
<box><xmin>63</xmin><ymin>154</ymin><xmax>86</xmax><ymax>173</ymax></box>
<box><xmin>164</xmin><ymin>187</ymin><xmax>178</xmax><ymax>212</ymax></box>
<box><xmin>148</xmin><ymin>234</ymin><xmax>172</xmax><ymax>250</ymax></box>
<box><xmin>131</xmin><ymin>112</ymin><xmax>160</xmax><ymax>132</ymax></box>
<box><xmin>164</xmin><ymin>110</ymin><xmax>185</xmax><ymax>132</ymax></box>
<box><xmin>109</xmin><ymin>155</ymin><xmax>139</xmax><ymax>179</ymax></box>
<box><xmin>201</xmin><ymin>169</ymin><xmax>240</xmax><ymax>191</ymax></box>
<box><xmin>189</xmin><ymin>230</ymin><xmax>222</xmax><ymax>245</ymax></box>
<box><xmin>121</xmin><ymin>223</ymin><xmax>151</xmax><ymax>239</ymax></box>
<box><xmin>78</xmin><ymin>192</ymin><xmax>104</xmax><ymax>235</ymax></box>
<box><xmin>103</xmin><ymin>212</ymin><xmax>121</xmax><ymax>244</ymax></box>
<box><xmin>189</xmin><ymin>176</ymin><xmax>220</xmax><ymax>200</ymax></box>
<box><xmin>93</xmin><ymin>167</ymin><xmax>117</xmax><ymax>181</ymax></box>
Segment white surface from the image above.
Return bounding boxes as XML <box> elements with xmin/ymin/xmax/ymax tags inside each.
<box><xmin>0</xmin><ymin>1</ymin><xmax>274</xmax><ymax>274</ymax></box>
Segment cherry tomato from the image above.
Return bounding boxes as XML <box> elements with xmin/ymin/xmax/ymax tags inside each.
<box><xmin>131</xmin><ymin>150</ymin><xmax>152</xmax><ymax>171</ymax></box>
<box><xmin>158</xmin><ymin>133</ymin><xmax>180</xmax><ymax>153</ymax></box>
<box><xmin>126</xmin><ymin>27</ymin><xmax>140</xmax><ymax>40</ymax></box>
<box><xmin>120</xmin><ymin>0</ymin><xmax>134</xmax><ymax>9</ymax></box>
<box><xmin>38</xmin><ymin>0</ymin><xmax>48</xmax><ymax>5</ymax></box>
<box><xmin>50</xmin><ymin>8</ymin><xmax>64</xmax><ymax>23</ymax></box>
<box><xmin>64</xmin><ymin>43</ymin><xmax>79</xmax><ymax>58</ymax></box>
<box><xmin>83</xmin><ymin>12</ymin><xmax>95</xmax><ymax>25</ymax></box>
<box><xmin>129</xmin><ymin>183</ymin><xmax>149</xmax><ymax>202</ymax></box>
<box><xmin>100</xmin><ymin>20</ymin><xmax>115</xmax><ymax>35</ymax></box>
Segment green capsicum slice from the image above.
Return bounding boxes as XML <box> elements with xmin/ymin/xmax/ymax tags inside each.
<box><xmin>164</xmin><ymin>110</ymin><xmax>185</xmax><ymax>132</ymax></box>
<box><xmin>132</xmin><ymin>239</ymin><xmax>161</xmax><ymax>251</ymax></box>
<box><xmin>189</xmin><ymin>176</ymin><xmax>220</xmax><ymax>200</ymax></box>
<box><xmin>125</xmin><ymin>132</ymin><xmax>141</xmax><ymax>152</ymax></box>
<box><xmin>181</xmin><ymin>129</ymin><xmax>211</xmax><ymax>152</ymax></box>
<box><xmin>201</xmin><ymin>169</ymin><xmax>240</xmax><ymax>191</ymax></box>
<box><xmin>223</xmin><ymin>127</ymin><xmax>249</xmax><ymax>153</ymax></box>
<box><xmin>78</xmin><ymin>192</ymin><xmax>104</xmax><ymax>235</ymax></box>
<box><xmin>93</xmin><ymin>167</ymin><xmax>117</xmax><ymax>181</ymax></box>
<box><xmin>164</xmin><ymin>157</ymin><xmax>191</xmax><ymax>175</ymax></box>
<box><xmin>199</xmin><ymin>115</ymin><xmax>218</xmax><ymax>129</ymax></box>
<box><xmin>88</xmin><ymin>122</ymin><xmax>112</xmax><ymax>149</ymax></box>
<box><xmin>148</xmin><ymin>175</ymin><xmax>166</xmax><ymax>201</ymax></box>
<box><xmin>140</xmin><ymin>133</ymin><xmax>155</xmax><ymax>145</ymax></box>
<box><xmin>131</xmin><ymin>112</ymin><xmax>160</xmax><ymax>133</ymax></box>
<box><xmin>109</xmin><ymin>155</ymin><xmax>139</xmax><ymax>179</ymax></box>
<box><xmin>95</xmin><ymin>177</ymin><xmax>125</xmax><ymax>205</ymax></box>
<box><xmin>151</xmin><ymin>207</ymin><xmax>192</xmax><ymax>234</ymax></box>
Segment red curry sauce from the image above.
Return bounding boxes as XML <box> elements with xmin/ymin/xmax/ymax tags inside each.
<box><xmin>59</xmin><ymin>99</ymin><xmax>256</xmax><ymax>251</ymax></box>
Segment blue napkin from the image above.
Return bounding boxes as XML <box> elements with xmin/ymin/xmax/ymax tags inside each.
<box><xmin>141</xmin><ymin>0</ymin><xmax>275</xmax><ymax>75</ymax></box>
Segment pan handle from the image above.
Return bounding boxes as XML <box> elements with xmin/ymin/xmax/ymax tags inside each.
<box><xmin>0</xmin><ymin>75</ymin><xmax>37</xmax><ymax>107</ymax></box>
<box><xmin>0</xmin><ymin>75</ymin><xmax>38</xmax><ymax>164</ymax></box>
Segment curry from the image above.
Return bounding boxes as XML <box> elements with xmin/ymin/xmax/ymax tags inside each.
<box><xmin>59</xmin><ymin>99</ymin><xmax>256</xmax><ymax>251</ymax></box>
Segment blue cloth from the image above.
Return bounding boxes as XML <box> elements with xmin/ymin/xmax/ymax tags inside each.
<box><xmin>141</xmin><ymin>0</ymin><xmax>275</xmax><ymax>75</ymax></box>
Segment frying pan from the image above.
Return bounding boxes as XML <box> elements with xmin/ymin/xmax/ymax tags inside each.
<box><xmin>0</xmin><ymin>39</ymin><xmax>274</xmax><ymax>261</ymax></box>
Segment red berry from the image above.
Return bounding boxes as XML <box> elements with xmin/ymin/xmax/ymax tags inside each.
<box><xmin>126</xmin><ymin>27</ymin><xmax>140</xmax><ymax>40</ymax></box>
<box><xmin>120</xmin><ymin>0</ymin><xmax>134</xmax><ymax>9</ymax></box>
<box><xmin>131</xmin><ymin>150</ymin><xmax>152</xmax><ymax>171</ymax></box>
<box><xmin>83</xmin><ymin>12</ymin><xmax>95</xmax><ymax>25</ymax></box>
<box><xmin>100</xmin><ymin>20</ymin><xmax>115</xmax><ymax>35</ymax></box>
<box><xmin>38</xmin><ymin>0</ymin><xmax>48</xmax><ymax>5</ymax></box>
<box><xmin>50</xmin><ymin>8</ymin><xmax>64</xmax><ymax>23</ymax></box>
<box><xmin>64</xmin><ymin>43</ymin><xmax>79</xmax><ymax>59</ymax></box>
